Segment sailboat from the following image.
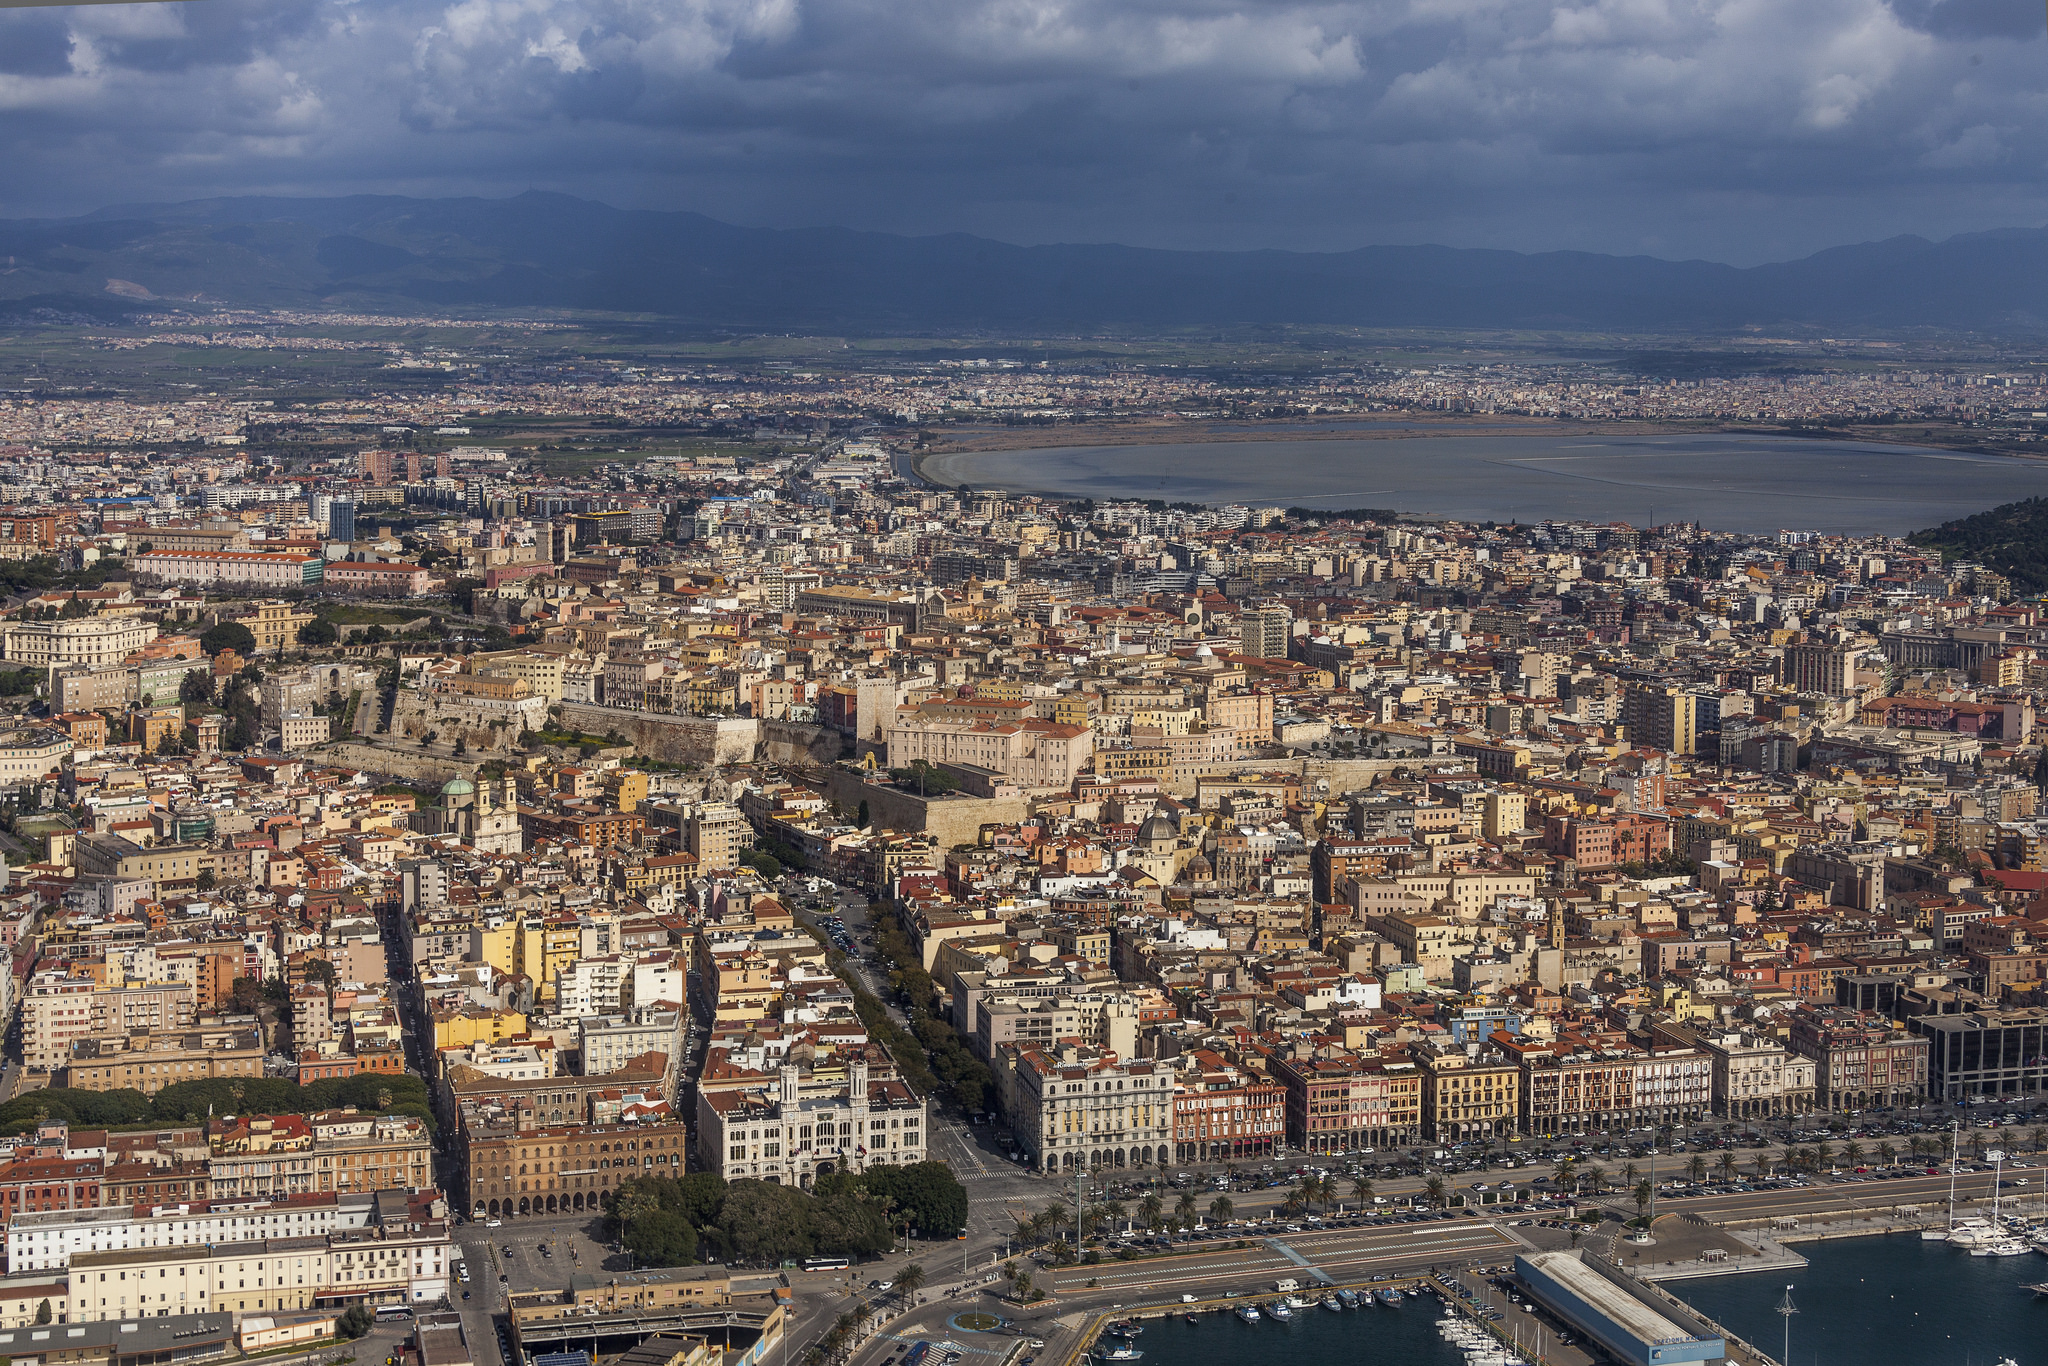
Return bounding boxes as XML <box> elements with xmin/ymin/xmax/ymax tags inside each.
<box><xmin>1941</xmin><ymin>1124</ymin><xmax>1995</xmax><ymax>1248</ymax></box>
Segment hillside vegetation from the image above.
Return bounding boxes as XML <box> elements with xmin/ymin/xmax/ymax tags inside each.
<box><xmin>1909</xmin><ymin>497</ymin><xmax>2048</xmax><ymax>590</ymax></box>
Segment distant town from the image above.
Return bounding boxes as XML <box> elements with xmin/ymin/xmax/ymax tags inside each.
<box><xmin>0</xmin><ymin>322</ymin><xmax>2043</xmax><ymax>1366</ymax></box>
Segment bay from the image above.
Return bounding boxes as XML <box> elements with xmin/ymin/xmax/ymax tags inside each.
<box><xmin>919</xmin><ymin>433</ymin><xmax>2048</xmax><ymax>535</ymax></box>
<box><xmin>1671</xmin><ymin>1235</ymin><xmax>2048</xmax><ymax>1366</ymax></box>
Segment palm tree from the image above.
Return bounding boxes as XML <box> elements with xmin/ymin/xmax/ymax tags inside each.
<box><xmin>1423</xmin><ymin>1175</ymin><xmax>1448</xmax><ymax>1209</ymax></box>
<box><xmin>1876</xmin><ymin>1142</ymin><xmax>1896</xmax><ymax>1168</ymax></box>
<box><xmin>1281</xmin><ymin>1191</ymin><xmax>1306</xmax><ymax>1217</ymax></box>
<box><xmin>1551</xmin><ymin>1157</ymin><xmax>1577</xmax><ymax>1192</ymax></box>
<box><xmin>895</xmin><ymin>1264</ymin><xmax>925</xmax><ymax>1305</ymax></box>
<box><xmin>1581</xmin><ymin>1164</ymin><xmax>1606</xmax><ymax>1196</ymax></box>
<box><xmin>1140</xmin><ymin>1193</ymin><xmax>1163</xmax><ymax>1231</ymax></box>
<box><xmin>1095</xmin><ymin>1200</ymin><xmax>1127</xmax><ymax>1234</ymax></box>
<box><xmin>1969</xmin><ymin>1131</ymin><xmax>1988</xmax><ymax>1162</ymax></box>
<box><xmin>1633</xmin><ymin>1180</ymin><xmax>1653</xmax><ymax>1221</ymax></box>
<box><xmin>1293</xmin><ymin>1179</ymin><xmax>1317</xmax><ymax>1214</ymax></box>
<box><xmin>1622</xmin><ymin>1161</ymin><xmax>1640</xmax><ymax>1190</ymax></box>
<box><xmin>1175</xmin><ymin>1191</ymin><xmax>1198</xmax><ymax>1227</ymax></box>
<box><xmin>1351</xmin><ymin>1176</ymin><xmax>1375</xmax><ymax>1208</ymax></box>
<box><xmin>1717</xmin><ymin>1151</ymin><xmax>1738</xmax><ymax>1183</ymax></box>
<box><xmin>1209</xmin><ymin>1196</ymin><xmax>1234</xmax><ymax>1225</ymax></box>
<box><xmin>1688</xmin><ymin>1155</ymin><xmax>1708</xmax><ymax>1183</ymax></box>
<box><xmin>1843</xmin><ymin>1140</ymin><xmax>1865</xmax><ymax>1169</ymax></box>
<box><xmin>1814</xmin><ymin>1140</ymin><xmax>1835</xmax><ymax>1171</ymax></box>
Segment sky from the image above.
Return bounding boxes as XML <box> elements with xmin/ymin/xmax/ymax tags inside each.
<box><xmin>1</xmin><ymin>0</ymin><xmax>2047</xmax><ymax>265</ymax></box>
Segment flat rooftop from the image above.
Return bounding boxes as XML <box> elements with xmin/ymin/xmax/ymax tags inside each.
<box><xmin>1520</xmin><ymin>1251</ymin><xmax>1694</xmax><ymax>1347</ymax></box>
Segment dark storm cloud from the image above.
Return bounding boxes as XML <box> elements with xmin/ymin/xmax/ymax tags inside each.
<box><xmin>2</xmin><ymin>0</ymin><xmax>2047</xmax><ymax>263</ymax></box>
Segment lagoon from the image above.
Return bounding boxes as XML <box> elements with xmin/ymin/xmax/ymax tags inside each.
<box><xmin>919</xmin><ymin>433</ymin><xmax>2048</xmax><ymax>534</ymax></box>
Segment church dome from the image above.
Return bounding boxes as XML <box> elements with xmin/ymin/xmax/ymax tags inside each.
<box><xmin>1180</xmin><ymin>853</ymin><xmax>1214</xmax><ymax>882</ymax></box>
<box><xmin>441</xmin><ymin>777</ymin><xmax>476</xmax><ymax>796</ymax></box>
<box><xmin>1138</xmin><ymin>811</ymin><xmax>1177</xmax><ymax>845</ymax></box>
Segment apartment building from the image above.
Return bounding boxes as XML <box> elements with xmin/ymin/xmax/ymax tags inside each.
<box><xmin>996</xmin><ymin>1045</ymin><xmax>1169</xmax><ymax>1175</ymax></box>
<box><xmin>23</xmin><ymin>974</ymin><xmax>196</xmax><ymax>1072</ymax></box>
<box><xmin>9</xmin><ymin>1194</ymin><xmax>371</xmax><ymax>1272</ymax></box>
<box><xmin>461</xmin><ymin>1115</ymin><xmax>688</xmax><ymax>1222</ymax></box>
<box><xmin>0</xmin><ymin>617</ymin><xmax>159</xmax><ymax>669</ymax></box>
<box><xmin>59</xmin><ymin>1027</ymin><xmax>264</xmax><ymax>1095</ymax></box>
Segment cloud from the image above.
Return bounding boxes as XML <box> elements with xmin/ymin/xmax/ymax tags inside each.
<box><xmin>1</xmin><ymin>0</ymin><xmax>2046</xmax><ymax>264</ymax></box>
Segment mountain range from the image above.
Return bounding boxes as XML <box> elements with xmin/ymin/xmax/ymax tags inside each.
<box><xmin>5</xmin><ymin>191</ymin><xmax>2048</xmax><ymax>334</ymax></box>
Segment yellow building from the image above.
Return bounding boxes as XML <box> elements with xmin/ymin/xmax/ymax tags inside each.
<box><xmin>470</xmin><ymin>921</ymin><xmax>517</xmax><ymax>978</ymax></box>
<box><xmin>240</xmin><ymin>601</ymin><xmax>317</xmax><ymax>654</ymax></box>
<box><xmin>516</xmin><ymin>918</ymin><xmax>582</xmax><ymax>1004</ymax></box>
<box><xmin>432</xmin><ymin>1006</ymin><xmax>530</xmax><ymax>1051</ymax></box>
<box><xmin>602</xmin><ymin>769</ymin><xmax>650</xmax><ymax>813</ymax></box>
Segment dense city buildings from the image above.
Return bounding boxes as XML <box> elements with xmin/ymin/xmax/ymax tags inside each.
<box><xmin>5</xmin><ymin>333</ymin><xmax>2048</xmax><ymax>1353</ymax></box>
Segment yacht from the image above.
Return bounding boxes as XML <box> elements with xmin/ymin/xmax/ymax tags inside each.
<box><xmin>1377</xmin><ymin>1288</ymin><xmax>1405</xmax><ymax>1306</ymax></box>
<box><xmin>1335</xmin><ymin>1289</ymin><xmax>1363</xmax><ymax>1308</ymax></box>
<box><xmin>1094</xmin><ymin>1346</ymin><xmax>1143</xmax><ymax>1363</ymax></box>
<box><xmin>1948</xmin><ymin>1219</ymin><xmax>1996</xmax><ymax>1248</ymax></box>
<box><xmin>1267</xmin><ymin>1301</ymin><xmax>1295</xmax><ymax>1322</ymax></box>
<box><xmin>1284</xmin><ymin>1294</ymin><xmax>1311</xmax><ymax>1310</ymax></box>
<box><xmin>1236</xmin><ymin>1304</ymin><xmax>1262</xmax><ymax>1324</ymax></box>
<box><xmin>1972</xmin><ymin>1236</ymin><xmax>2032</xmax><ymax>1258</ymax></box>
<box><xmin>1322</xmin><ymin>1293</ymin><xmax>1345</xmax><ymax>1312</ymax></box>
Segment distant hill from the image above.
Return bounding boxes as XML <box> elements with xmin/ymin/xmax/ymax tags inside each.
<box><xmin>1909</xmin><ymin>497</ymin><xmax>2048</xmax><ymax>590</ymax></box>
<box><xmin>8</xmin><ymin>191</ymin><xmax>2048</xmax><ymax>333</ymax></box>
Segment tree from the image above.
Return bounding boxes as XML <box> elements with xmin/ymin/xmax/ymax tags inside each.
<box><xmin>718</xmin><ymin>1180</ymin><xmax>815</xmax><ymax>1266</ymax></box>
<box><xmin>1175</xmin><ymin>1191</ymin><xmax>1198</xmax><ymax>1227</ymax></box>
<box><xmin>1209</xmin><ymin>1195</ymin><xmax>1233</xmax><ymax>1224</ymax></box>
<box><xmin>229</xmin><ymin>977</ymin><xmax>262</xmax><ymax>1015</ymax></box>
<box><xmin>1423</xmin><ymin>1175</ymin><xmax>1447</xmax><ymax>1208</ymax></box>
<box><xmin>856</xmin><ymin>800</ymin><xmax>870</xmax><ymax>828</ymax></box>
<box><xmin>1688</xmin><ymin>1155</ymin><xmax>1708</xmax><ymax>1183</ymax></box>
<box><xmin>299</xmin><ymin>617</ymin><xmax>338</xmax><ymax>646</ymax></box>
<box><xmin>304</xmin><ymin>959</ymin><xmax>337</xmax><ymax>988</ymax></box>
<box><xmin>623</xmin><ymin>1210</ymin><xmax>699</xmax><ymax>1267</ymax></box>
<box><xmin>200</xmin><ymin>621</ymin><xmax>256</xmax><ymax>656</ymax></box>
<box><xmin>1633</xmin><ymin>1180</ymin><xmax>1653</xmax><ymax>1220</ymax></box>
<box><xmin>34</xmin><ymin>1300</ymin><xmax>49</xmax><ymax>1325</ymax></box>
<box><xmin>1717</xmin><ymin>1151</ymin><xmax>1738</xmax><ymax>1183</ymax></box>
<box><xmin>1843</xmin><ymin>1141</ymin><xmax>1865</xmax><ymax>1169</ymax></box>
<box><xmin>1351</xmin><ymin>1177</ymin><xmax>1374</xmax><ymax>1208</ymax></box>
<box><xmin>179</xmin><ymin>671</ymin><xmax>213</xmax><ymax>704</ymax></box>
<box><xmin>861</xmin><ymin>1162</ymin><xmax>968</xmax><ymax>1239</ymax></box>
<box><xmin>336</xmin><ymin>1305</ymin><xmax>373</xmax><ymax>1339</ymax></box>
<box><xmin>1140</xmin><ymin>1192</ymin><xmax>1163</xmax><ymax>1231</ymax></box>
<box><xmin>895</xmin><ymin>1264</ymin><xmax>925</xmax><ymax>1304</ymax></box>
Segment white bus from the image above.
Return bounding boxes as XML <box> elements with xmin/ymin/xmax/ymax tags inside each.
<box><xmin>801</xmin><ymin>1257</ymin><xmax>851</xmax><ymax>1272</ymax></box>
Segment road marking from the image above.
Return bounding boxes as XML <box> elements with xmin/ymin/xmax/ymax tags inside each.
<box><xmin>1264</xmin><ymin>1237</ymin><xmax>1332</xmax><ymax>1285</ymax></box>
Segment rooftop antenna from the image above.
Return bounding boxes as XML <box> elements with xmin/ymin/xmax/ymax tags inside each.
<box><xmin>1776</xmin><ymin>1284</ymin><xmax>1798</xmax><ymax>1366</ymax></box>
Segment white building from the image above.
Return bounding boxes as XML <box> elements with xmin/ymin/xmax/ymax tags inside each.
<box><xmin>695</xmin><ymin>1059</ymin><xmax>927</xmax><ymax>1187</ymax></box>
<box><xmin>0</xmin><ymin>617</ymin><xmax>159</xmax><ymax>669</ymax></box>
<box><xmin>994</xmin><ymin>1043</ymin><xmax>1173</xmax><ymax>1176</ymax></box>
<box><xmin>9</xmin><ymin>1195</ymin><xmax>371</xmax><ymax>1273</ymax></box>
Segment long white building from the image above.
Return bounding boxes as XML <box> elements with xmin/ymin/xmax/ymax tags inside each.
<box><xmin>9</xmin><ymin>1193</ymin><xmax>373</xmax><ymax>1273</ymax></box>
